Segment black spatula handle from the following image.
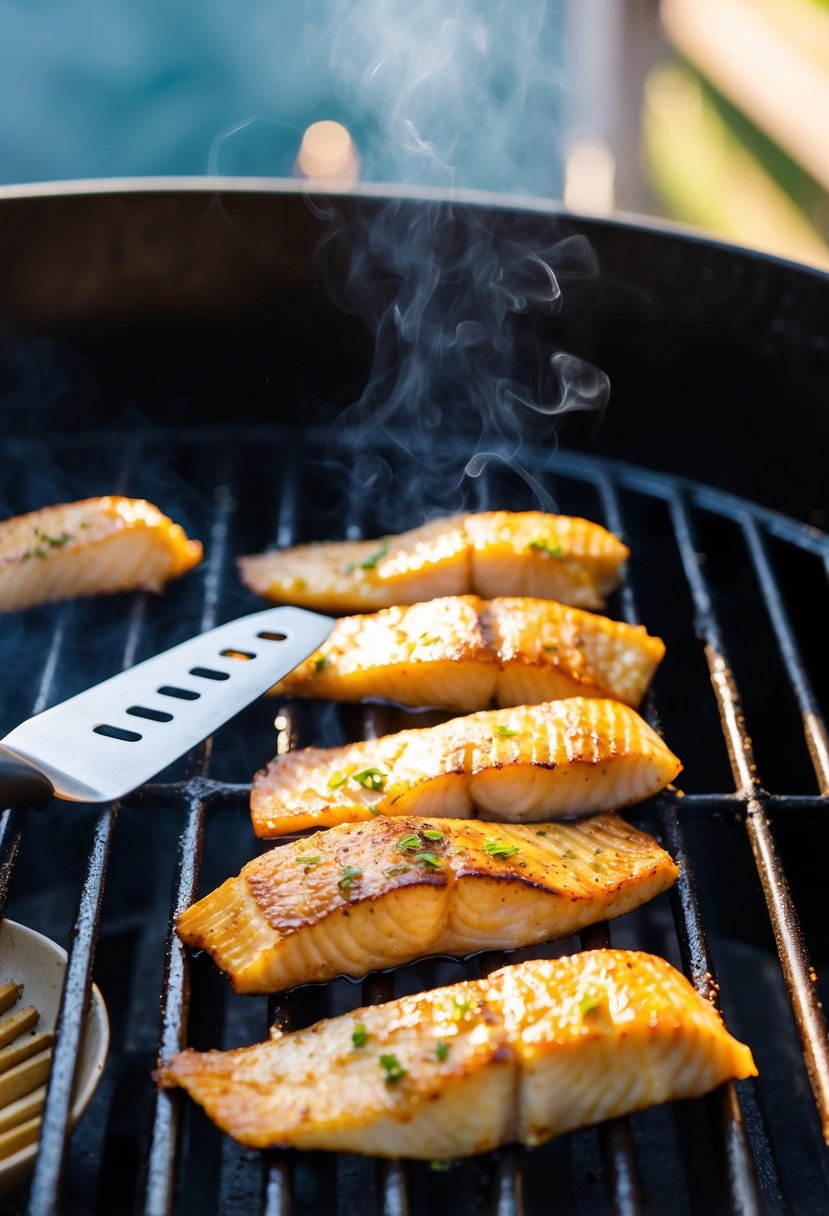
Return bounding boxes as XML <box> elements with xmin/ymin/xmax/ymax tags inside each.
<box><xmin>0</xmin><ymin>746</ymin><xmax>54</xmax><ymax>809</ymax></box>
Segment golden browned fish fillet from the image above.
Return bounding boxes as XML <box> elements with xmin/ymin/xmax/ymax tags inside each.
<box><xmin>157</xmin><ymin>949</ymin><xmax>756</xmax><ymax>1157</ymax></box>
<box><xmin>238</xmin><ymin>511</ymin><xmax>629</xmax><ymax>613</ymax></box>
<box><xmin>251</xmin><ymin>698</ymin><xmax>681</xmax><ymax>837</ymax></box>
<box><xmin>270</xmin><ymin>595</ymin><xmax>664</xmax><ymax>711</ymax></box>
<box><xmin>177</xmin><ymin>814</ymin><xmax>679</xmax><ymax>992</ymax></box>
<box><xmin>0</xmin><ymin>497</ymin><xmax>202</xmax><ymax>612</ymax></box>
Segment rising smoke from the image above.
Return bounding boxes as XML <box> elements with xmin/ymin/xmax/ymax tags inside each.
<box><xmin>308</xmin><ymin>0</ymin><xmax>610</xmax><ymax>525</ymax></box>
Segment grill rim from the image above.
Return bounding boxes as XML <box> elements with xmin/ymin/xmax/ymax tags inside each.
<box><xmin>0</xmin><ymin>176</ymin><xmax>828</xmax><ymax>286</ymax></box>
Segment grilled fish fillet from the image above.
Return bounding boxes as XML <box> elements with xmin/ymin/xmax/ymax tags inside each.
<box><xmin>0</xmin><ymin>497</ymin><xmax>202</xmax><ymax>612</ymax></box>
<box><xmin>251</xmin><ymin>698</ymin><xmax>681</xmax><ymax>837</ymax></box>
<box><xmin>157</xmin><ymin>949</ymin><xmax>756</xmax><ymax>1157</ymax></box>
<box><xmin>177</xmin><ymin>814</ymin><xmax>679</xmax><ymax>992</ymax></box>
<box><xmin>238</xmin><ymin>511</ymin><xmax>629</xmax><ymax>613</ymax></box>
<box><xmin>270</xmin><ymin>595</ymin><xmax>664</xmax><ymax>711</ymax></box>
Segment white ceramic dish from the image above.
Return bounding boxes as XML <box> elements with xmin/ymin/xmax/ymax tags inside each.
<box><xmin>0</xmin><ymin>918</ymin><xmax>109</xmax><ymax>1195</ymax></box>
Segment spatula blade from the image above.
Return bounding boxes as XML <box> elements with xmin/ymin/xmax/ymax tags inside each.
<box><xmin>1</xmin><ymin>607</ymin><xmax>332</xmax><ymax>803</ymax></box>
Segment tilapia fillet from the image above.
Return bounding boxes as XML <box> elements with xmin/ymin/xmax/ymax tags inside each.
<box><xmin>238</xmin><ymin>511</ymin><xmax>629</xmax><ymax>613</ymax></box>
<box><xmin>0</xmin><ymin>497</ymin><xmax>203</xmax><ymax>612</ymax></box>
<box><xmin>270</xmin><ymin>595</ymin><xmax>664</xmax><ymax>711</ymax></box>
<box><xmin>251</xmin><ymin>698</ymin><xmax>682</xmax><ymax>837</ymax></box>
<box><xmin>157</xmin><ymin>950</ymin><xmax>756</xmax><ymax>1157</ymax></box>
<box><xmin>178</xmin><ymin>814</ymin><xmax>679</xmax><ymax>992</ymax></box>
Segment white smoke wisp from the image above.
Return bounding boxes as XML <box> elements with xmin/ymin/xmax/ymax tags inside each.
<box><xmin>326</xmin><ymin>0</ymin><xmax>559</xmax><ymax>196</ymax></box>
<box><xmin>309</xmin><ymin>0</ymin><xmax>610</xmax><ymax>527</ymax></box>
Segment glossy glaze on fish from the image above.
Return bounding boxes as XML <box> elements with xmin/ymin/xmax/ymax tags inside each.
<box><xmin>269</xmin><ymin>595</ymin><xmax>664</xmax><ymax>712</ymax></box>
<box><xmin>0</xmin><ymin>497</ymin><xmax>203</xmax><ymax>612</ymax></box>
<box><xmin>157</xmin><ymin>950</ymin><xmax>756</xmax><ymax>1157</ymax></box>
<box><xmin>177</xmin><ymin>814</ymin><xmax>679</xmax><ymax>992</ymax></box>
<box><xmin>238</xmin><ymin>511</ymin><xmax>629</xmax><ymax>614</ymax></box>
<box><xmin>251</xmin><ymin>698</ymin><xmax>681</xmax><ymax>837</ymax></box>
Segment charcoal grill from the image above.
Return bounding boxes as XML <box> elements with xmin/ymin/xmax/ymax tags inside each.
<box><xmin>1</xmin><ymin>182</ymin><xmax>829</xmax><ymax>1216</ymax></box>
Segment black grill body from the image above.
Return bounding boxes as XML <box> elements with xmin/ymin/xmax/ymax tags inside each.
<box><xmin>0</xmin><ymin>183</ymin><xmax>828</xmax><ymax>1216</ymax></box>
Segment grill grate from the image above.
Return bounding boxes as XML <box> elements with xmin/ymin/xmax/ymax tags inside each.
<box><xmin>0</xmin><ymin>428</ymin><xmax>827</xmax><ymax>1215</ymax></box>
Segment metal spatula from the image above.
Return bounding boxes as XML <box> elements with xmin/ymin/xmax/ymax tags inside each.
<box><xmin>0</xmin><ymin>607</ymin><xmax>333</xmax><ymax>807</ymax></box>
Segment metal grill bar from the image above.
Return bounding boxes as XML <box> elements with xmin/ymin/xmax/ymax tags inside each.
<box><xmin>577</xmin><ymin>921</ymin><xmax>643</xmax><ymax>1216</ymax></box>
<box><xmin>595</xmin><ymin>471</ymin><xmax>766</xmax><ymax>1216</ymax></box>
<box><xmin>119</xmin><ymin>781</ymin><xmax>829</xmax><ymax>815</ymax></box>
<box><xmin>143</xmin><ymin>796</ymin><xmax>205</xmax><ymax>1216</ymax></box>
<box><xmin>27</xmin><ymin>807</ymin><xmax>117</xmax><ymax>1216</ymax></box>
<box><xmin>26</xmin><ymin>597</ymin><xmax>153</xmax><ymax>1215</ymax></box>
<box><xmin>0</xmin><ymin>604</ymin><xmax>74</xmax><ymax>1212</ymax></box>
<box><xmin>258</xmin><ymin>457</ymin><xmax>308</xmax><ymax>1216</ymax></box>
<box><xmin>143</xmin><ymin>470</ymin><xmax>237</xmax><ymax>1216</ymax></box>
<box><xmin>493</xmin><ymin>1149</ymin><xmax>523</xmax><ymax>1216</ymax></box>
<box><xmin>741</xmin><ymin>515</ymin><xmax>829</xmax><ymax>792</ymax></box>
<box><xmin>0</xmin><ymin>810</ymin><xmax>22</xmax><ymax>918</ymax></box>
<box><xmin>360</xmin><ymin>666</ymin><xmax>410</xmax><ymax>1216</ymax></box>
<box><xmin>263</xmin><ymin>995</ymin><xmax>293</xmax><ymax>1216</ymax></box>
<box><xmin>668</xmin><ymin>489</ymin><xmax>829</xmax><ymax>1144</ymax></box>
<box><xmin>552</xmin><ymin>447</ymin><xmax>829</xmax><ymax>557</ymax></box>
<box><xmin>362</xmin><ymin>973</ymin><xmax>410</xmax><ymax>1216</ymax></box>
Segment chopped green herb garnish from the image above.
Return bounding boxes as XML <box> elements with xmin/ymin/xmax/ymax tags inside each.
<box><xmin>296</xmin><ymin>855</ymin><xmax>320</xmax><ymax>866</ymax></box>
<box><xmin>379</xmin><ymin>1053</ymin><xmax>406</xmax><ymax>1083</ymax></box>
<box><xmin>536</xmin><ymin>830</ymin><xmax>547</xmax><ymax>836</ymax></box>
<box><xmin>342</xmin><ymin>561</ymin><xmax>356</xmax><ymax>575</ymax></box>
<box><xmin>413</xmin><ymin>851</ymin><xmax>441</xmax><ymax>869</ymax></box>
<box><xmin>451</xmin><ymin>997</ymin><xmax>474</xmax><ymax>1020</ymax></box>
<box><xmin>360</xmin><ymin>537</ymin><xmax>391</xmax><ymax>571</ymax></box>
<box><xmin>594</xmin><ymin>847</ymin><xmax>603</xmax><ymax>854</ymax></box>
<box><xmin>396</xmin><ymin>833</ymin><xmax>421</xmax><ymax>852</ymax></box>
<box><xmin>579</xmin><ymin>994</ymin><xmax>599</xmax><ymax>1017</ymax></box>
<box><xmin>38</xmin><ymin>531</ymin><xmax>72</xmax><ymax>548</ymax></box>
<box><xmin>421</xmin><ymin>829</ymin><xmax>444</xmax><ymax>842</ymax></box>
<box><xmin>314</xmin><ymin>656</ymin><xmax>329</xmax><ymax>673</ymax></box>
<box><xmin>337</xmin><ymin>865</ymin><xmax>363</xmax><ymax>892</ymax></box>
<box><xmin>352</xmin><ymin>767</ymin><xmax>386</xmax><ymax>791</ymax></box>
<box><xmin>385</xmin><ymin>864</ymin><xmax>411</xmax><ymax>877</ymax></box>
<box><xmin>435</xmin><ymin>1040</ymin><xmax>449</xmax><ymax>1061</ymax></box>
<box><xmin>352</xmin><ymin>1023</ymin><xmax>369</xmax><ymax>1048</ymax></box>
<box><xmin>430</xmin><ymin>1160</ymin><xmax>451</xmax><ymax>1172</ymax></box>
<box><xmin>368</xmin><ymin>805</ymin><xmax>381</xmax><ymax>817</ymax></box>
<box><xmin>562</xmin><ymin>849</ymin><xmax>575</xmax><ymax>859</ymax></box>
<box><xmin>327</xmin><ymin>771</ymin><xmax>347</xmax><ymax>790</ymax></box>
<box><xmin>483</xmin><ymin>840</ymin><xmax>520</xmax><ymax>860</ymax></box>
<box><xmin>526</xmin><ymin>537</ymin><xmax>564</xmax><ymax>558</ymax></box>
<box><xmin>496</xmin><ymin>725</ymin><xmax>519</xmax><ymax>738</ymax></box>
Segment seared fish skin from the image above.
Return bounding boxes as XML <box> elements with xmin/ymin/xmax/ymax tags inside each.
<box><xmin>238</xmin><ymin>511</ymin><xmax>629</xmax><ymax>614</ymax></box>
<box><xmin>177</xmin><ymin>814</ymin><xmax>679</xmax><ymax>992</ymax></box>
<box><xmin>251</xmin><ymin>698</ymin><xmax>682</xmax><ymax>837</ymax></box>
<box><xmin>157</xmin><ymin>950</ymin><xmax>756</xmax><ymax>1157</ymax></box>
<box><xmin>0</xmin><ymin>497</ymin><xmax>202</xmax><ymax>612</ymax></box>
<box><xmin>270</xmin><ymin>595</ymin><xmax>664</xmax><ymax>711</ymax></box>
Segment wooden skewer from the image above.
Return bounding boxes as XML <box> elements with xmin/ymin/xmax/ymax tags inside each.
<box><xmin>0</xmin><ymin>1115</ymin><xmax>42</xmax><ymax>1161</ymax></box>
<box><xmin>0</xmin><ymin>986</ymin><xmax>59</xmax><ymax>1162</ymax></box>
<box><xmin>0</xmin><ymin>1049</ymin><xmax>52</xmax><ymax>1110</ymax></box>
<box><xmin>0</xmin><ymin>1033</ymin><xmax>53</xmax><ymax>1078</ymax></box>
<box><xmin>0</xmin><ymin>984</ymin><xmax>22</xmax><ymax>1019</ymax></box>
<box><xmin>0</xmin><ymin>1007</ymin><xmax>39</xmax><ymax>1050</ymax></box>
<box><xmin>0</xmin><ymin>1086</ymin><xmax>46</xmax><ymax>1135</ymax></box>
